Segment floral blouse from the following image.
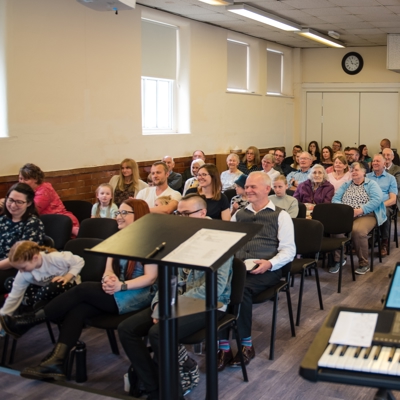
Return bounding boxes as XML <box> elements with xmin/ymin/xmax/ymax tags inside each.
<box><xmin>0</xmin><ymin>215</ymin><xmax>45</xmax><ymax>259</ymax></box>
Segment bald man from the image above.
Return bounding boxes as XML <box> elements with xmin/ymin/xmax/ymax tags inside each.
<box><xmin>162</xmin><ymin>155</ymin><xmax>182</xmax><ymax>191</ymax></box>
<box><xmin>380</xmin><ymin>138</ymin><xmax>400</xmax><ymax>166</ymax></box>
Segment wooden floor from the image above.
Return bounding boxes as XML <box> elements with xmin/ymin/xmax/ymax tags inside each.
<box><xmin>2</xmin><ymin>236</ymin><xmax>400</xmax><ymax>400</ymax></box>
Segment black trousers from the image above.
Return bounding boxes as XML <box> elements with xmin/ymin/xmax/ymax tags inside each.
<box><xmin>44</xmin><ymin>282</ymin><xmax>118</xmax><ymax>348</ymax></box>
<box><xmin>237</xmin><ymin>268</ymin><xmax>283</xmax><ymax>338</ymax></box>
<box><xmin>118</xmin><ymin>306</ymin><xmax>224</xmax><ymax>395</ymax></box>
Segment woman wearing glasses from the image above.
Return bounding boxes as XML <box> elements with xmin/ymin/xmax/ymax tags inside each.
<box><xmin>1</xmin><ymin>199</ymin><xmax>158</xmax><ymax>381</ymax></box>
<box><xmin>0</xmin><ymin>183</ymin><xmax>45</xmax><ymax>299</ymax></box>
<box><xmin>186</xmin><ymin>164</ymin><xmax>230</xmax><ymax>220</ymax></box>
<box><xmin>18</xmin><ymin>163</ymin><xmax>80</xmax><ymax>237</ymax></box>
<box><xmin>238</xmin><ymin>146</ymin><xmax>262</xmax><ymax>174</ymax></box>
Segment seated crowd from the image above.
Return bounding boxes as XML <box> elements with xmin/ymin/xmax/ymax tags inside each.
<box><xmin>0</xmin><ymin>137</ymin><xmax>399</xmax><ymax>399</ymax></box>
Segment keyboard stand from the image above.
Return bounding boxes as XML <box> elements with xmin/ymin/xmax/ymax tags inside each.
<box><xmin>374</xmin><ymin>389</ymin><xmax>395</xmax><ymax>400</ymax></box>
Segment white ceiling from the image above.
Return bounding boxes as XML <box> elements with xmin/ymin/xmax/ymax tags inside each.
<box><xmin>136</xmin><ymin>0</ymin><xmax>400</xmax><ymax>48</ymax></box>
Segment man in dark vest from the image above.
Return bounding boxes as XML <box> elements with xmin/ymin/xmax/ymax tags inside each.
<box><xmin>218</xmin><ymin>172</ymin><xmax>295</xmax><ymax>370</ymax></box>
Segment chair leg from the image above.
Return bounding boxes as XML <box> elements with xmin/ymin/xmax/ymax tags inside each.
<box><xmin>46</xmin><ymin>320</ymin><xmax>56</xmax><ymax>344</ymax></box>
<box><xmin>388</xmin><ymin>218</ymin><xmax>392</xmax><ymax>256</ymax></box>
<box><xmin>321</xmin><ymin>253</ymin><xmax>326</xmax><ymax>269</ymax></box>
<box><xmin>9</xmin><ymin>337</ymin><xmax>17</xmax><ymax>364</ymax></box>
<box><xmin>314</xmin><ymin>267</ymin><xmax>324</xmax><ymax>311</ymax></box>
<box><xmin>290</xmin><ymin>274</ymin><xmax>294</xmax><ymax>288</ymax></box>
<box><xmin>269</xmin><ymin>293</ymin><xmax>279</xmax><ymax>360</ymax></box>
<box><xmin>395</xmin><ymin>215</ymin><xmax>399</xmax><ymax>248</ymax></box>
<box><xmin>377</xmin><ymin>227</ymin><xmax>382</xmax><ymax>264</ymax></box>
<box><xmin>370</xmin><ymin>229</ymin><xmax>375</xmax><ymax>273</ymax></box>
<box><xmin>285</xmin><ymin>287</ymin><xmax>296</xmax><ymax>338</ymax></box>
<box><xmin>1</xmin><ymin>334</ymin><xmax>10</xmax><ymax>366</ymax></box>
<box><xmin>296</xmin><ymin>270</ymin><xmax>305</xmax><ymax>326</ymax></box>
<box><xmin>338</xmin><ymin>249</ymin><xmax>344</xmax><ymax>294</ymax></box>
<box><xmin>233</xmin><ymin>324</ymin><xmax>248</xmax><ymax>382</ymax></box>
<box><xmin>106</xmin><ymin>329</ymin><xmax>120</xmax><ymax>355</ymax></box>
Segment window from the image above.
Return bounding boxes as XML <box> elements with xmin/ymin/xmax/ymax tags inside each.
<box><xmin>141</xmin><ymin>19</ymin><xmax>177</xmax><ymax>133</ymax></box>
<box><xmin>227</xmin><ymin>39</ymin><xmax>249</xmax><ymax>92</ymax></box>
<box><xmin>267</xmin><ymin>49</ymin><xmax>283</xmax><ymax>95</ymax></box>
<box><xmin>141</xmin><ymin>78</ymin><xmax>173</xmax><ymax>130</ymax></box>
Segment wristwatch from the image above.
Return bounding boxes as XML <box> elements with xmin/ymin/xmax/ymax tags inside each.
<box><xmin>121</xmin><ymin>283</ymin><xmax>128</xmax><ymax>291</ymax></box>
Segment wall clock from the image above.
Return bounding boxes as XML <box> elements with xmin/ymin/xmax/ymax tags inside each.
<box><xmin>342</xmin><ymin>52</ymin><xmax>364</xmax><ymax>75</ymax></box>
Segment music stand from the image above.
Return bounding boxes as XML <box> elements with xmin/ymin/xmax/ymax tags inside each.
<box><xmin>87</xmin><ymin>213</ymin><xmax>261</xmax><ymax>400</ymax></box>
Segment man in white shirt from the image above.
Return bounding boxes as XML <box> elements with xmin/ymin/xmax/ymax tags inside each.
<box><xmin>221</xmin><ymin>172</ymin><xmax>295</xmax><ymax>369</ymax></box>
<box><xmin>136</xmin><ymin>162</ymin><xmax>181</xmax><ymax>214</ymax></box>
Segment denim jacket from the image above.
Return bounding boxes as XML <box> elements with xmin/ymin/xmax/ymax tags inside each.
<box><xmin>114</xmin><ymin>260</ymin><xmax>157</xmax><ymax>314</ymax></box>
<box><xmin>151</xmin><ymin>256</ymin><xmax>233</xmax><ymax>309</ymax></box>
<box><xmin>332</xmin><ymin>177</ymin><xmax>387</xmax><ymax>226</ymax></box>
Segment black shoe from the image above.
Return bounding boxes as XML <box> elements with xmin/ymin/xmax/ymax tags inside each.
<box><xmin>20</xmin><ymin>343</ymin><xmax>69</xmax><ymax>381</ymax></box>
<box><xmin>0</xmin><ymin>309</ymin><xmax>46</xmax><ymax>339</ymax></box>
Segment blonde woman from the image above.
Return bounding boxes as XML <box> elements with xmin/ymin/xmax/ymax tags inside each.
<box><xmin>261</xmin><ymin>154</ymin><xmax>280</xmax><ymax>184</ymax></box>
<box><xmin>238</xmin><ymin>146</ymin><xmax>261</xmax><ymax>174</ymax></box>
<box><xmin>327</xmin><ymin>155</ymin><xmax>351</xmax><ymax>193</ymax></box>
<box><xmin>109</xmin><ymin>159</ymin><xmax>148</xmax><ymax>206</ymax></box>
<box><xmin>220</xmin><ymin>153</ymin><xmax>243</xmax><ymax>192</ymax></box>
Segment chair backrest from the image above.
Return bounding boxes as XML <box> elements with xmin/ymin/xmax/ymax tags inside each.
<box><xmin>286</xmin><ymin>189</ymin><xmax>295</xmax><ymax>196</ymax></box>
<box><xmin>297</xmin><ymin>202</ymin><xmax>307</xmax><ymax>218</ymax></box>
<box><xmin>312</xmin><ymin>203</ymin><xmax>354</xmax><ymax>235</ymax></box>
<box><xmin>230</xmin><ymin>258</ymin><xmax>247</xmax><ymax>306</ymax></box>
<box><xmin>43</xmin><ymin>235</ymin><xmax>55</xmax><ymax>248</ymax></box>
<box><xmin>292</xmin><ymin>218</ymin><xmax>323</xmax><ymax>255</ymax></box>
<box><xmin>63</xmin><ymin>200</ymin><xmax>93</xmax><ymax>223</ymax></box>
<box><xmin>77</xmin><ymin>218</ymin><xmax>119</xmax><ymax>240</ymax></box>
<box><xmin>39</xmin><ymin>214</ymin><xmax>72</xmax><ymax>250</ymax></box>
<box><xmin>224</xmin><ymin>189</ymin><xmax>236</xmax><ymax>203</ymax></box>
<box><xmin>64</xmin><ymin>238</ymin><xmax>106</xmax><ymax>282</ymax></box>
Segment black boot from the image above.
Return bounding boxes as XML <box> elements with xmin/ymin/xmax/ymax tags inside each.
<box><xmin>0</xmin><ymin>309</ymin><xmax>46</xmax><ymax>339</ymax></box>
<box><xmin>20</xmin><ymin>343</ymin><xmax>69</xmax><ymax>381</ymax></box>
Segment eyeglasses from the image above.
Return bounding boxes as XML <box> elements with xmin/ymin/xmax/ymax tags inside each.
<box><xmin>174</xmin><ymin>209</ymin><xmax>203</xmax><ymax>217</ymax></box>
<box><xmin>197</xmin><ymin>173</ymin><xmax>210</xmax><ymax>178</ymax></box>
<box><xmin>6</xmin><ymin>197</ymin><xmax>27</xmax><ymax>206</ymax></box>
<box><xmin>115</xmin><ymin>210</ymin><xmax>134</xmax><ymax>217</ymax></box>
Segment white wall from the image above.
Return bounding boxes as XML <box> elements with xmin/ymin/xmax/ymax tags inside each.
<box><xmin>1</xmin><ymin>0</ymin><xmax>295</xmax><ymax>176</ymax></box>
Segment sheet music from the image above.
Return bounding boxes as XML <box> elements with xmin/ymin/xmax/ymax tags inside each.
<box><xmin>161</xmin><ymin>228</ymin><xmax>246</xmax><ymax>267</ymax></box>
<box><xmin>329</xmin><ymin>311</ymin><xmax>378</xmax><ymax>347</ymax></box>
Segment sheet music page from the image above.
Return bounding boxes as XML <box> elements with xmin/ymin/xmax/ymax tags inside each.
<box><xmin>329</xmin><ymin>311</ymin><xmax>378</xmax><ymax>347</ymax></box>
<box><xmin>161</xmin><ymin>228</ymin><xmax>246</xmax><ymax>267</ymax></box>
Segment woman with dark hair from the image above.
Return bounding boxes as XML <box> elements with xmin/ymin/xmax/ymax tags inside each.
<box><xmin>0</xmin><ymin>183</ymin><xmax>45</xmax><ymax>296</ymax></box>
<box><xmin>109</xmin><ymin>158</ymin><xmax>148</xmax><ymax>206</ymax></box>
<box><xmin>358</xmin><ymin>144</ymin><xmax>372</xmax><ymax>167</ymax></box>
<box><xmin>308</xmin><ymin>141</ymin><xmax>321</xmax><ymax>164</ymax></box>
<box><xmin>1</xmin><ymin>199</ymin><xmax>157</xmax><ymax>381</ymax></box>
<box><xmin>320</xmin><ymin>146</ymin><xmax>334</xmax><ymax>169</ymax></box>
<box><xmin>238</xmin><ymin>146</ymin><xmax>261</xmax><ymax>174</ymax></box>
<box><xmin>186</xmin><ymin>164</ymin><xmax>230</xmax><ymax>220</ymax></box>
<box><xmin>18</xmin><ymin>163</ymin><xmax>79</xmax><ymax>237</ymax></box>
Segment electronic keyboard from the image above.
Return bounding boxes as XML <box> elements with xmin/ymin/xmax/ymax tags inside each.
<box><xmin>299</xmin><ymin>306</ymin><xmax>400</xmax><ymax>391</ymax></box>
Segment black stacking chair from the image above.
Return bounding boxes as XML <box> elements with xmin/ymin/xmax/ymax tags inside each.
<box><xmin>63</xmin><ymin>200</ymin><xmax>93</xmax><ymax>223</ymax></box>
<box><xmin>77</xmin><ymin>218</ymin><xmax>118</xmax><ymax>240</ymax></box>
<box><xmin>40</xmin><ymin>214</ymin><xmax>72</xmax><ymax>250</ymax></box>
<box><xmin>180</xmin><ymin>258</ymin><xmax>248</xmax><ymax>381</ymax></box>
<box><xmin>297</xmin><ymin>202</ymin><xmax>307</xmax><ymax>218</ymax></box>
<box><xmin>252</xmin><ymin>262</ymin><xmax>295</xmax><ymax>360</ymax></box>
<box><xmin>291</xmin><ymin>218</ymin><xmax>324</xmax><ymax>326</ymax></box>
<box><xmin>42</xmin><ymin>235</ymin><xmax>55</xmax><ymax>248</ymax></box>
<box><xmin>224</xmin><ymin>189</ymin><xmax>236</xmax><ymax>204</ymax></box>
<box><xmin>312</xmin><ymin>203</ymin><xmax>355</xmax><ymax>294</ymax></box>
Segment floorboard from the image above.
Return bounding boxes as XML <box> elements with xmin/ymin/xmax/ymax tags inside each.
<box><xmin>1</xmin><ymin>231</ymin><xmax>400</xmax><ymax>399</ymax></box>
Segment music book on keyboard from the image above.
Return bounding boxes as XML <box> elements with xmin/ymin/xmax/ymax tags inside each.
<box><xmin>299</xmin><ymin>263</ymin><xmax>400</xmax><ymax>391</ymax></box>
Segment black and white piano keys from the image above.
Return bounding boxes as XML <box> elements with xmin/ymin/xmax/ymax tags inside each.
<box><xmin>318</xmin><ymin>344</ymin><xmax>400</xmax><ymax>375</ymax></box>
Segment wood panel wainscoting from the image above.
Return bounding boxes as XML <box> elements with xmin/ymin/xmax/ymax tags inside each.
<box><xmin>0</xmin><ymin>148</ymin><xmax>282</xmax><ymax>203</ymax></box>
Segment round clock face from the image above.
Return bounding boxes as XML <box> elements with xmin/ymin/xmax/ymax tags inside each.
<box><xmin>342</xmin><ymin>52</ymin><xmax>364</xmax><ymax>75</ymax></box>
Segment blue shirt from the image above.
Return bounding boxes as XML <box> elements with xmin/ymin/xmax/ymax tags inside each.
<box><xmin>367</xmin><ymin>170</ymin><xmax>398</xmax><ymax>202</ymax></box>
<box><xmin>286</xmin><ymin>169</ymin><xmax>310</xmax><ymax>186</ymax></box>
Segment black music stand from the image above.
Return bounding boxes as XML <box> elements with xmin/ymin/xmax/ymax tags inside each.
<box><xmin>87</xmin><ymin>213</ymin><xmax>261</xmax><ymax>400</ymax></box>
